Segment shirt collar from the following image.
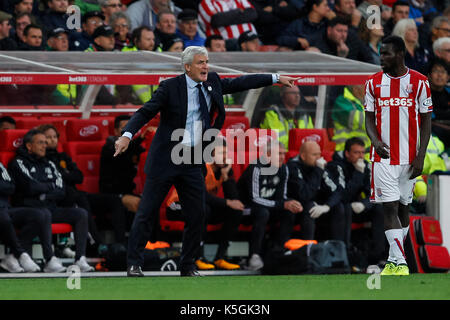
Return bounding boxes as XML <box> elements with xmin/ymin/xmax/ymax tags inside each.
<box><xmin>185</xmin><ymin>73</ymin><xmax>201</xmax><ymax>89</ymax></box>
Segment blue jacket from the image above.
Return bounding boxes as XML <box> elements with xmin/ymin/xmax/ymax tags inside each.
<box><xmin>176</xmin><ymin>29</ymin><xmax>205</xmax><ymax>48</ymax></box>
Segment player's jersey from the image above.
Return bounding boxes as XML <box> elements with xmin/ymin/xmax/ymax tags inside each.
<box><xmin>364</xmin><ymin>68</ymin><xmax>433</xmax><ymax>165</ymax></box>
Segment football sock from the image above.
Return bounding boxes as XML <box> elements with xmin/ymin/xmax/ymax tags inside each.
<box><xmin>402</xmin><ymin>226</ymin><xmax>409</xmax><ymax>242</ymax></box>
<box><xmin>385</xmin><ymin>229</ymin><xmax>407</xmax><ymax>265</ymax></box>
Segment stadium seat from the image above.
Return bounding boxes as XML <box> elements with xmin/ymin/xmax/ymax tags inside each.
<box><xmin>222</xmin><ymin>115</ymin><xmax>250</xmax><ymax>131</ymax></box>
<box><xmin>51</xmin><ymin>223</ymin><xmax>73</xmax><ymax>234</ymax></box>
<box><xmin>0</xmin><ymin>129</ymin><xmax>28</xmax><ymax>152</ymax></box>
<box><xmin>288</xmin><ymin>128</ymin><xmax>336</xmax><ymax>161</ymax></box>
<box><xmin>66</xmin><ymin>119</ymin><xmax>110</xmax><ymax>141</ymax></box>
<box><xmin>15</xmin><ymin>118</ymin><xmax>44</xmax><ymax>130</ymax></box>
<box><xmin>0</xmin><ymin>152</ymin><xmax>15</xmax><ymax>167</ymax></box>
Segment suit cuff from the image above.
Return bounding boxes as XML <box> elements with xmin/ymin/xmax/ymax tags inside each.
<box><xmin>272</xmin><ymin>74</ymin><xmax>280</xmax><ymax>84</ymax></box>
<box><xmin>122</xmin><ymin>132</ymin><xmax>132</xmax><ymax>139</ymax></box>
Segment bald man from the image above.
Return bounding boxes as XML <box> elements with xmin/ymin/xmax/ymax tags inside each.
<box><xmin>287</xmin><ymin>141</ymin><xmax>345</xmax><ymax>241</ymax></box>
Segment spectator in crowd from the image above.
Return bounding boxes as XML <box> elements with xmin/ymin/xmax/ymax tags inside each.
<box><xmin>12</xmin><ymin>12</ymin><xmax>32</xmax><ymax>47</ymax></box>
<box><xmin>260</xmin><ymin>85</ymin><xmax>314</xmax><ymax>149</ymax></box>
<box><xmin>358</xmin><ymin>19</ymin><xmax>384</xmax><ymax>65</ymax></box>
<box><xmin>334</xmin><ymin>0</ymin><xmax>362</xmax><ymax>29</ymax></box>
<box><xmin>100</xmin><ymin>115</ymin><xmax>150</xmax><ymax>216</ymax></box>
<box><xmin>326</xmin><ymin>137</ymin><xmax>385</xmax><ymax>265</ymax></box>
<box><xmin>408</xmin><ymin>0</ymin><xmax>437</xmax><ymax>26</ymax></box>
<box><xmin>287</xmin><ymin>141</ymin><xmax>345</xmax><ymax>242</ymax></box>
<box><xmin>160</xmin><ymin>32</ymin><xmax>183</xmax><ymax>51</ymax></box>
<box><xmin>154</xmin><ymin>9</ymin><xmax>177</xmax><ymax>49</ymax></box>
<box><xmin>421</xmin><ymin>17</ymin><xmax>450</xmax><ymax>61</ymax></box>
<box><xmin>331</xmin><ymin>84</ymin><xmax>371</xmax><ymax>159</ymax></box>
<box><xmin>250</xmin><ymin>0</ymin><xmax>300</xmax><ymax>45</ymax></box>
<box><xmin>238</xmin><ymin>141</ymin><xmax>303</xmax><ymax>271</ymax></box>
<box><xmin>428</xmin><ymin>58</ymin><xmax>450</xmax><ymax>148</ymax></box>
<box><xmin>166</xmin><ymin>139</ymin><xmax>244</xmax><ymax>270</ymax></box>
<box><xmin>40</xmin><ymin>0</ymin><xmax>70</xmax><ymax>32</ymax></box>
<box><xmin>85</xmin><ymin>24</ymin><xmax>115</xmax><ymax>51</ymax></box>
<box><xmin>46</xmin><ymin>27</ymin><xmax>69</xmax><ymax>51</ymax></box>
<box><xmin>198</xmin><ymin>0</ymin><xmax>258</xmax><ymax>42</ymax></box>
<box><xmin>0</xmin><ymin>11</ymin><xmax>17</xmax><ymax>50</ymax></box>
<box><xmin>392</xmin><ymin>18</ymin><xmax>430</xmax><ymax>74</ymax></box>
<box><xmin>99</xmin><ymin>0</ymin><xmax>123</xmax><ymax>25</ymax></box>
<box><xmin>238</xmin><ymin>30</ymin><xmax>261</xmax><ymax>52</ymax></box>
<box><xmin>123</xmin><ymin>26</ymin><xmax>156</xmax><ymax>52</ymax></box>
<box><xmin>0</xmin><ymin>116</ymin><xmax>16</xmax><ymax>130</ymax></box>
<box><xmin>176</xmin><ymin>8</ymin><xmax>205</xmax><ymax>48</ymax></box>
<box><xmin>8</xmin><ymin>129</ymin><xmax>94</xmax><ymax>272</ymax></box>
<box><xmin>72</xmin><ymin>10</ymin><xmax>105</xmax><ymax>51</ymax></box>
<box><xmin>433</xmin><ymin>37</ymin><xmax>450</xmax><ymax>65</ymax></box>
<box><xmin>0</xmin><ymin>162</ymin><xmax>66</xmax><ymax>273</ymax></box>
<box><xmin>276</xmin><ymin>0</ymin><xmax>334</xmax><ymax>50</ymax></box>
<box><xmin>11</xmin><ymin>0</ymin><xmax>34</xmax><ymax>16</ymax></box>
<box><xmin>383</xmin><ymin>0</ymin><xmax>410</xmax><ymax>38</ymax></box>
<box><xmin>357</xmin><ymin>0</ymin><xmax>392</xmax><ymax>24</ymax></box>
<box><xmin>205</xmin><ymin>34</ymin><xmax>226</xmax><ymax>52</ymax></box>
<box><xmin>19</xmin><ymin>23</ymin><xmax>43</xmax><ymax>50</ymax></box>
<box><xmin>126</xmin><ymin>0</ymin><xmax>173</xmax><ymax>31</ymax></box>
<box><xmin>110</xmin><ymin>11</ymin><xmax>132</xmax><ymax>50</ymax></box>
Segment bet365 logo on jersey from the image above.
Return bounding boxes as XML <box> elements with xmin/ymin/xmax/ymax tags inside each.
<box><xmin>378</xmin><ymin>98</ymin><xmax>413</xmax><ymax>107</ymax></box>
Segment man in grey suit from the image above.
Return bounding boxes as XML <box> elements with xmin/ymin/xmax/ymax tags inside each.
<box><xmin>115</xmin><ymin>46</ymin><xmax>298</xmax><ymax>276</ymax></box>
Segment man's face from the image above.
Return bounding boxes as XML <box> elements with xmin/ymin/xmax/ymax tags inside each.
<box><xmin>345</xmin><ymin>144</ymin><xmax>365</xmax><ymax>164</ymax></box>
<box><xmin>208</xmin><ymin>39</ymin><xmax>226</xmax><ymax>52</ymax></box>
<box><xmin>178</xmin><ymin>19</ymin><xmax>197</xmax><ymax>39</ymax></box>
<box><xmin>102</xmin><ymin>0</ymin><xmax>122</xmax><ymax>17</ymax></box>
<box><xmin>43</xmin><ymin>128</ymin><xmax>59</xmax><ymax>149</ymax></box>
<box><xmin>0</xmin><ymin>21</ymin><xmax>11</xmax><ymax>39</ymax></box>
<box><xmin>281</xmin><ymin>86</ymin><xmax>301</xmax><ymax>109</ymax></box>
<box><xmin>300</xmin><ymin>142</ymin><xmax>321</xmax><ymax>167</ymax></box>
<box><xmin>435</xmin><ymin>41</ymin><xmax>450</xmax><ymax>64</ymax></box>
<box><xmin>48</xmin><ymin>0</ymin><xmax>69</xmax><ymax>13</ymax></box>
<box><xmin>429</xmin><ymin>64</ymin><xmax>449</xmax><ymax>88</ymax></box>
<box><xmin>0</xmin><ymin>122</ymin><xmax>15</xmax><ymax>130</ymax></box>
<box><xmin>15</xmin><ymin>0</ymin><xmax>33</xmax><ymax>14</ymax></box>
<box><xmin>24</xmin><ymin>27</ymin><xmax>42</xmax><ymax>47</ymax></box>
<box><xmin>94</xmin><ymin>34</ymin><xmax>115</xmax><ymax>51</ymax></box>
<box><xmin>168</xmin><ymin>41</ymin><xmax>183</xmax><ymax>52</ymax></box>
<box><xmin>185</xmin><ymin>54</ymin><xmax>209</xmax><ymax>82</ymax></box>
<box><xmin>83</xmin><ymin>17</ymin><xmax>104</xmax><ymax>35</ymax></box>
<box><xmin>266</xmin><ymin>144</ymin><xmax>286</xmax><ymax>168</ymax></box>
<box><xmin>157</xmin><ymin>13</ymin><xmax>176</xmax><ymax>34</ymax></box>
<box><xmin>113</xmin><ymin>17</ymin><xmax>129</xmax><ymax>38</ymax></box>
<box><xmin>15</xmin><ymin>15</ymin><xmax>31</xmax><ymax>37</ymax></box>
<box><xmin>379</xmin><ymin>43</ymin><xmax>399</xmax><ymax>73</ymax></box>
<box><xmin>48</xmin><ymin>32</ymin><xmax>69</xmax><ymax>51</ymax></box>
<box><xmin>213</xmin><ymin>145</ymin><xmax>229</xmax><ymax>168</ymax></box>
<box><xmin>138</xmin><ymin>29</ymin><xmax>155</xmax><ymax>51</ymax></box>
<box><xmin>241</xmin><ymin>38</ymin><xmax>260</xmax><ymax>52</ymax></box>
<box><xmin>432</xmin><ymin>21</ymin><xmax>450</xmax><ymax>40</ymax></box>
<box><xmin>336</xmin><ymin>0</ymin><xmax>355</xmax><ymax>15</ymax></box>
<box><xmin>114</xmin><ymin>120</ymin><xmax>129</xmax><ymax>137</ymax></box>
<box><xmin>393</xmin><ymin>5</ymin><xmax>409</xmax><ymax>23</ymax></box>
<box><xmin>328</xmin><ymin>23</ymin><xmax>348</xmax><ymax>44</ymax></box>
<box><xmin>26</xmin><ymin>133</ymin><xmax>47</xmax><ymax>158</ymax></box>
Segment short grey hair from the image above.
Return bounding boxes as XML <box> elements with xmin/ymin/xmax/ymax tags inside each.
<box><xmin>392</xmin><ymin>18</ymin><xmax>418</xmax><ymax>47</ymax></box>
<box><xmin>98</xmin><ymin>0</ymin><xmax>111</xmax><ymax>7</ymax></box>
<box><xmin>110</xmin><ymin>11</ymin><xmax>131</xmax><ymax>28</ymax></box>
<box><xmin>431</xmin><ymin>16</ymin><xmax>449</xmax><ymax>30</ymax></box>
<box><xmin>181</xmin><ymin>46</ymin><xmax>208</xmax><ymax>71</ymax></box>
<box><xmin>433</xmin><ymin>37</ymin><xmax>450</xmax><ymax>53</ymax></box>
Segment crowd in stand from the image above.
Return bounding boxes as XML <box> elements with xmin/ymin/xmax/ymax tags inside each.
<box><xmin>0</xmin><ymin>0</ymin><xmax>449</xmax><ymax>273</ymax></box>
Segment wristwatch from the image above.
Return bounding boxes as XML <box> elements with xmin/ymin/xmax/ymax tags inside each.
<box><xmin>275</xmin><ymin>73</ymin><xmax>280</xmax><ymax>83</ymax></box>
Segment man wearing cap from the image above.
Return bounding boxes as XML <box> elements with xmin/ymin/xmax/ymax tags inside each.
<box><xmin>176</xmin><ymin>8</ymin><xmax>205</xmax><ymax>48</ymax></box>
<box><xmin>46</xmin><ymin>27</ymin><xmax>69</xmax><ymax>51</ymax></box>
<box><xmin>238</xmin><ymin>30</ymin><xmax>260</xmax><ymax>52</ymax></box>
<box><xmin>71</xmin><ymin>11</ymin><xmax>105</xmax><ymax>51</ymax></box>
<box><xmin>0</xmin><ymin>11</ymin><xmax>17</xmax><ymax>50</ymax></box>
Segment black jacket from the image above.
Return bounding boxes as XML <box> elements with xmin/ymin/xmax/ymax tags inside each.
<box><xmin>99</xmin><ymin>135</ymin><xmax>145</xmax><ymax>195</ymax></box>
<box><xmin>0</xmin><ymin>162</ymin><xmax>15</xmax><ymax>208</ymax></box>
<box><xmin>205</xmin><ymin>166</ymin><xmax>240</xmax><ymax>208</ymax></box>
<box><xmin>326</xmin><ymin>151</ymin><xmax>372</xmax><ymax>209</ymax></box>
<box><xmin>0</xmin><ymin>37</ymin><xmax>18</xmax><ymax>50</ymax></box>
<box><xmin>237</xmin><ymin>162</ymin><xmax>289</xmax><ymax>210</ymax></box>
<box><xmin>8</xmin><ymin>146</ymin><xmax>65</xmax><ymax>208</ymax></box>
<box><xmin>122</xmin><ymin>72</ymin><xmax>272</xmax><ymax>176</ymax></box>
<box><xmin>287</xmin><ymin>155</ymin><xmax>341</xmax><ymax>208</ymax></box>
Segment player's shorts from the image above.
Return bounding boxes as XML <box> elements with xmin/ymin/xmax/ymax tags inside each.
<box><xmin>370</xmin><ymin>162</ymin><xmax>416</xmax><ymax>205</ymax></box>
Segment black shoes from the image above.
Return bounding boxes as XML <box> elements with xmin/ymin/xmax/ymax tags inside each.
<box><xmin>180</xmin><ymin>269</ymin><xmax>203</xmax><ymax>277</ymax></box>
<box><xmin>127</xmin><ymin>265</ymin><xmax>144</xmax><ymax>277</ymax></box>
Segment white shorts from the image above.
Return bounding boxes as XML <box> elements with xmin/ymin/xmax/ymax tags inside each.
<box><xmin>370</xmin><ymin>162</ymin><xmax>416</xmax><ymax>205</ymax></box>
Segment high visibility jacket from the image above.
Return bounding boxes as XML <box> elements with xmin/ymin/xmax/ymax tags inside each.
<box><xmin>331</xmin><ymin>87</ymin><xmax>371</xmax><ymax>160</ymax></box>
<box><xmin>52</xmin><ymin>84</ymin><xmax>77</xmax><ymax>105</ymax></box>
<box><xmin>260</xmin><ymin>105</ymin><xmax>314</xmax><ymax>148</ymax></box>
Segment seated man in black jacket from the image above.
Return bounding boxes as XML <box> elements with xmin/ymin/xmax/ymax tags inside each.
<box><xmin>287</xmin><ymin>140</ymin><xmax>345</xmax><ymax>242</ymax></box>
<box><xmin>166</xmin><ymin>139</ymin><xmax>244</xmax><ymax>270</ymax></box>
<box><xmin>8</xmin><ymin>129</ymin><xmax>94</xmax><ymax>272</ymax></box>
<box><xmin>326</xmin><ymin>137</ymin><xmax>385</xmax><ymax>265</ymax></box>
<box><xmin>237</xmin><ymin>141</ymin><xmax>303</xmax><ymax>271</ymax></box>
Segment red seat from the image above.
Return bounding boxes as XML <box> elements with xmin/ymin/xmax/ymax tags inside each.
<box><xmin>64</xmin><ymin>141</ymin><xmax>104</xmax><ymax>159</ymax></box>
<box><xmin>222</xmin><ymin>116</ymin><xmax>249</xmax><ymax>131</ymax></box>
<box><xmin>0</xmin><ymin>152</ymin><xmax>15</xmax><ymax>167</ymax></box>
<box><xmin>66</xmin><ymin>119</ymin><xmax>109</xmax><ymax>142</ymax></box>
<box><xmin>51</xmin><ymin>223</ymin><xmax>73</xmax><ymax>234</ymax></box>
<box><xmin>288</xmin><ymin>128</ymin><xmax>336</xmax><ymax>161</ymax></box>
<box><xmin>90</xmin><ymin>116</ymin><xmax>116</xmax><ymax>136</ymax></box>
<box><xmin>0</xmin><ymin>129</ymin><xmax>28</xmax><ymax>152</ymax></box>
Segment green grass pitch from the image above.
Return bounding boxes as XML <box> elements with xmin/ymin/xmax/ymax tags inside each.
<box><xmin>0</xmin><ymin>274</ymin><xmax>449</xmax><ymax>300</ymax></box>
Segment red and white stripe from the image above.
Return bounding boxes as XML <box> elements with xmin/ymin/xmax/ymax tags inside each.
<box><xmin>198</xmin><ymin>0</ymin><xmax>257</xmax><ymax>39</ymax></box>
<box><xmin>364</xmin><ymin>69</ymin><xmax>432</xmax><ymax>165</ymax></box>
